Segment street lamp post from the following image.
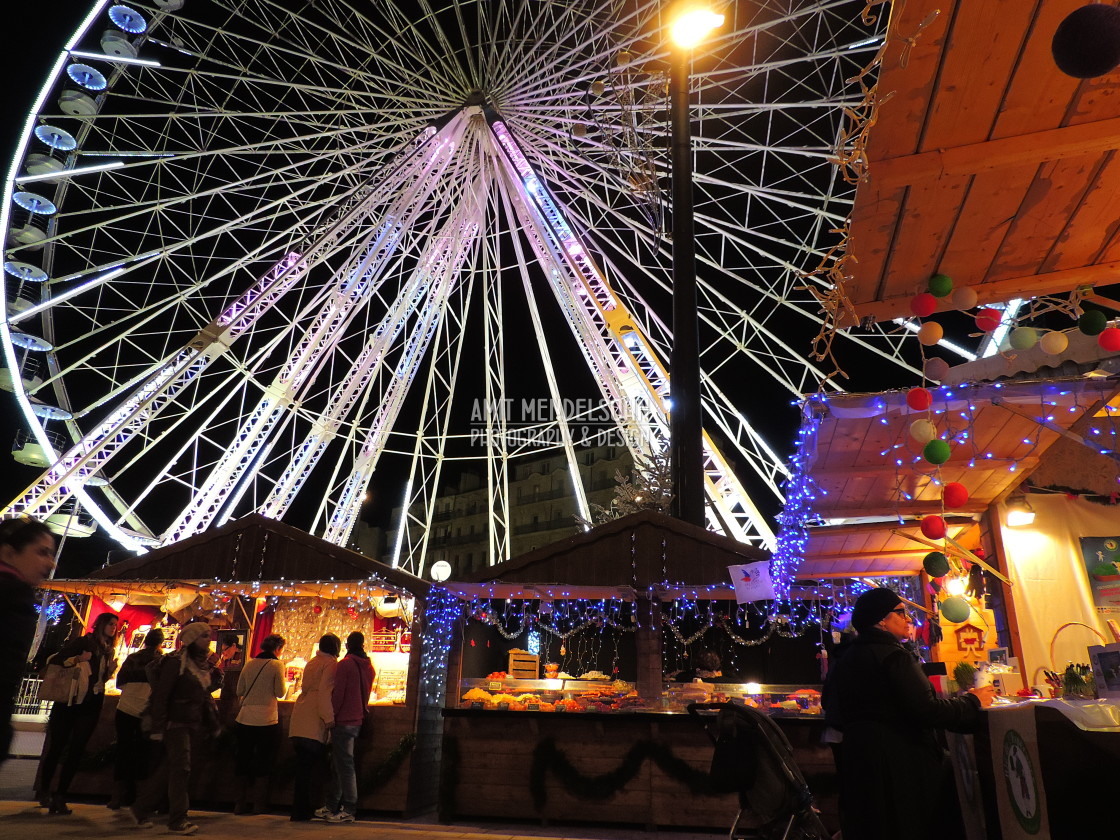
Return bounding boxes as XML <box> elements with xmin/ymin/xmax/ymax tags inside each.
<box><xmin>667</xmin><ymin>6</ymin><xmax>722</xmax><ymax>528</ymax></box>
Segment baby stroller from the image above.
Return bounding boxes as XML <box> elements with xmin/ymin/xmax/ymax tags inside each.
<box><xmin>688</xmin><ymin>703</ymin><xmax>830</xmax><ymax>840</ymax></box>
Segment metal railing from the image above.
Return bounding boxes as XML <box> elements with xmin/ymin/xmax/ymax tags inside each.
<box><xmin>14</xmin><ymin>676</ymin><xmax>51</xmax><ymax>716</ymax></box>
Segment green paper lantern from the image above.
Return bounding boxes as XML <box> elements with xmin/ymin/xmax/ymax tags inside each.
<box><xmin>1079</xmin><ymin>310</ymin><xmax>1108</xmax><ymax>336</ymax></box>
<box><xmin>1009</xmin><ymin>327</ymin><xmax>1038</xmax><ymax>351</ymax></box>
<box><xmin>940</xmin><ymin>595</ymin><xmax>971</xmax><ymax>624</ymax></box>
<box><xmin>928</xmin><ymin>273</ymin><xmax>953</xmax><ymax>298</ymax></box>
<box><xmin>923</xmin><ymin>551</ymin><xmax>950</xmax><ymax>578</ymax></box>
<box><xmin>923</xmin><ymin>439</ymin><xmax>951</xmax><ymax>465</ymax></box>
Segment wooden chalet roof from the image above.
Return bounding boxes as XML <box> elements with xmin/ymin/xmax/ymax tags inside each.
<box><xmin>799</xmin><ymin>376</ymin><xmax>1118</xmax><ymax>577</ymax></box>
<box><xmin>60</xmin><ymin>514</ymin><xmax>428</xmax><ymax>600</ymax></box>
<box><xmin>846</xmin><ymin>0</ymin><xmax>1120</xmax><ymax>324</ymax></box>
<box><xmin>451</xmin><ymin>510</ymin><xmax>768</xmax><ymax>599</ymax></box>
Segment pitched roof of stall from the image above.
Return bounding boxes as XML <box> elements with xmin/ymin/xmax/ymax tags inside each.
<box><xmin>85</xmin><ymin>513</ymin><xmax>427</xmax><ymax>597</ymax></box>
<box><xmin>457</xmin><ymin>510</ymin><xmax>767</xmax><ymax>590</ymax></box>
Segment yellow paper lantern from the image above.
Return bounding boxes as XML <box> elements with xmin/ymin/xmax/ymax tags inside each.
<box><xmin>918</xmin><ymin>321</ymin><xmax>944</xmax><ymax>346</ymax></box>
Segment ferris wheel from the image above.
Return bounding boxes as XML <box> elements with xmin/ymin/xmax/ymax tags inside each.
<box><xmin>1</xmin><ymin>0</ymin><xmax>917</xmax><ymax>574</ymax></box>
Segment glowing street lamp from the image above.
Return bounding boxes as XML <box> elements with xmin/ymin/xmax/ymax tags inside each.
<box><xmin>667</xmin><ymin>4</ymin><xmax>723</xmax><ymax>527</ymax></box>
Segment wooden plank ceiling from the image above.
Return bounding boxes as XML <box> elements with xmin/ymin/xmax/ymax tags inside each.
<box><xmin>798</xmin><ymin>378</ymin><xmax>1115</xmax><ymax>577</ymax></box>
<box><xmin>845</xmin><ymin>0</ymin><xmax>1120</xmax><ymax>324</ymax></box>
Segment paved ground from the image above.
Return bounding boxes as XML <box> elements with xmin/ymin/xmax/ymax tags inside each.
<box><xmin>1</xmin><ymin>759</ymin><xmax>726</xmax><ymax>840</ymax></box>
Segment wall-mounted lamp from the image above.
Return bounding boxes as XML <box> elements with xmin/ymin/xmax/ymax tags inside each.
<box><xmin>1005</xmin><ymin>495</ymin><xmax>1036</xmax><ymax>527</ymax></box>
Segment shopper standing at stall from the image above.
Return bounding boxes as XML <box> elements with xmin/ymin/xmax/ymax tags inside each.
<box><xmin>0</xmin><ymin>516</ymin><xmax>55</xmax><ymax>768</ymax></box>
<box><xmin>233</xmin><ymin>633</ymin><xmax>287</xmax><ymax>815</ymax></box>
<box><xmin>109</xmin><ymin>627</ymin><xmax>164</xmax><ymax>809</ymax></box>
<box><xmin>37</xmin><ymin>610</ymin><xmax>118</xmax><ymax>814</ymax></box>
<box><xmin>131</xmin><ymin>620</ymin><xmax>222</xmax><ymax>836</ymax></box>
<box><xmin>289</xmin><ymin>633</ymin><xmax>340</xmax><ymax>822</ymax></box>
<box><xmin>324</xmin><ymin>631</ymin><xmax>374</xmax><ymax>823</ymax></box>
<box><xmin>823</xmin><ymin>587</ymin><xmax>996</xmax><ymax>840</ymax></box>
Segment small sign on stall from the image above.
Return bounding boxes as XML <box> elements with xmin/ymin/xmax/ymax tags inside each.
<box><xmin>488</xmin><ymin>681</ymin><xmax>502</xmax><ymax>691</ymax></box>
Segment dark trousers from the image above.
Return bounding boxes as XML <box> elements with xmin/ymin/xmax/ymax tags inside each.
<box><xmin>38</xmin><ymin>695</ymin><xmax>104</xmax><ymax>798</ymax></box>
<box><xmin>290</xmin><ymin>737</ymin><xmax>327</xmax><ymax>819</ymax></box>
<box><xmin>133</xmin><ymin>727</ymin><xmax>192</xmax><ymax>828</ymax></box>
<box><xmin>113</xmin><ymin>710</ymin><xmax>151</xmax><ymax>804</ymax></box>
<box><xmin>234</xmin><ymin>722</ymin><xmax>281</xmax><ymax>778</ymax></box>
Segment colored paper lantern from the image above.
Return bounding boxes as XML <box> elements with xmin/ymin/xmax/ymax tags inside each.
<box><xmin>940</xmin><ymin>595</ymin><xmax>971</xmax><ymax>624</ymax></box>
<box><xmin>923</xmin><ymin>439</ymin><xmax>951</xmax><ymax>465</ymax></box>
<box><xmin>951</xmin><ymin>286</ymin><xmax>978</xmax><ymax>310</ymax></box>
<box><xmin>910</xmin><ymin>292</ymin><xmax>937</xmax><ymax>318</ymax></box>
<box><xmin>975</xmin><ymin>308</ymin><xmax>1001</xmax><ymax>332</ymax></box>
<box><xmin>918</xmin><ymin>321</ymin><xmax>944</xmax><ymax>346</ymax></box>
<box><xmin>1099</xmin><ymin>327</ymin><xmax>1120</xmax><ymax>352</ymax></box>
<box><xmin>943</xmin><ymin>482</ymin><xmax>969</xmax><ymax>508</ymax></box>
<box><xmin>923</xmin><ymin>551</ymin><xmax>950</xmax><ymax>578</ymax></box>
<box><xmin>924</xmin><ymin>357</ymin><xmax>950</xmax><ymax>381</ymax></box>
<box><xmin>1008</xmin><ymin>327</ymin><xmax>1038</xmax><ymax>351</ymax></box>
<box><xmin>1039</xmin><ymin>330</ymin><xmax>1069</xmax><ymax>355</ymax></box>
<box><xmin>1052</xmin><ymin>4</ymin><xmax>1120</xmax><ymax>79</ymax></box>
<box><xmin>906</xmin><ymin>387</ymin><xmax>933</xmax><ymax>411</ymax></box>
<box><xmin>921</xmin><ymin>514</ymin><xmax>947</xmax><ymax>540</ymax></box>
<box><xmin>1079</xmin><ymin>309</ymin><xmax>1108</xmax><ymax>336</ymax></box>
<box><xmin>909</xmin><ymin>419</ymin><xmax>937</xmax><ymax>444</ymax></box>
<box><xmin>928</xmin><ymin>273</ymin><xmax>953</xmax><ymax>298</ymax></box>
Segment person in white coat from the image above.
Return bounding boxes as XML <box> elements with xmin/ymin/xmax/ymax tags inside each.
<box><xmin>233</xmin><ymin>633</ymin><xmax>286</xmax><ymax>814</ymax></box>
<box><xmin>288</xmin><ymin>634</ymin><xmax>340</xmax><ymax>821</ymax></box>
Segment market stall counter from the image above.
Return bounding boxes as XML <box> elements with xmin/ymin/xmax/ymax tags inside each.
<box><xmin>968</xmin><ymin>699</ymin><xmax>1120</xmax><ymax>840</ymax></box>
<box><xmin>440</xmin><ymin>699</ymin><xmax>836</xmax><ymax>831</ymax></box>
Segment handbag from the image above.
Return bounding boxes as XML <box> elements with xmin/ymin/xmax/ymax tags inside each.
<box><xmin>39</xmin><ymin>653</ymin><xmax>80</xmax><ymax>704</ymax></box>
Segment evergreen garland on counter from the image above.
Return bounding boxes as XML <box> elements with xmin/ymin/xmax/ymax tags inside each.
<box><xmin>529</xmin><ymin>735</ymin><xmax>718</xmax><ymax>810</ymax></box>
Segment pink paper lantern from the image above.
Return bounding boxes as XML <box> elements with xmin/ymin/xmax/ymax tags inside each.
<box><xmin>910</xmin><ymin>293</ymin><xmax>937</xmax><ymax>318</ymax></box>
<box><xmin>906</xmin><ymin>387</ymin><xmax>933</xmax><ymax>411</ymax></box>
<box><xmin>975</xmin><ymin>308</ymin><xmax>1001</xmax><ymax>332</ymax></box>
<box><xmin>921</xmin><ymin>515</ymin><xmax>947</xmax><ymax>540</ymax></box>
<box><xmin>943</xmin><ymin>482</ymin><xmax>969</xmax><ymax>509</ymax></box>
<box><xmin>1099</xmin><ymin>327</ymin><xmax>1120</xmax><ymax>352</ymax></box>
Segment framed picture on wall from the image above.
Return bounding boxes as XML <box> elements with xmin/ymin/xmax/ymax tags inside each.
<box><xmin>1087</xmin><ymin>642</ymin><xmax>1120</xmax><ymax>701</ymax></box>
<box><xmin>987</xmin><ymin>647</ymin><xmax>1009</xmax><ymax>667</ymax></box>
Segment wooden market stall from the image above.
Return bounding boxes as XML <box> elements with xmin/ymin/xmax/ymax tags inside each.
<box><xmin>791</xmin><ymin>367</ymin><xmax>1120</xmax><ymax>840</ymax></box>
<box><xmin>436</xmin><ymin>510</ymin><xmax>841</xmax><ymax>832</ymax></box>
<box><xmin>38</xmin><ymin>514</ymin><xmax>441</xmax><ymax>817</ymax></box>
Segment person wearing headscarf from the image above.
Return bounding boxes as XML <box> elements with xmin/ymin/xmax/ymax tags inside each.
<box><xmin>323</xmin><ymin>631</ymin><xmax>375</xmax><ymax>823</ymax></box>
<box><xmin>0</xmin><ymin>517</ymin><xmax>55</xmax><ymax>770</ymax></box>
<box><xmin>822</xmin><ymin>587</ymin><xmax>996</xmax><ymax>840</ymax></box>
<box><xmin>131</xmin><ymin>621</ymin><xmax>222</xmax><ymax>836</ymax></box>
<box><xmin>108</xmin><ymin>627</ymin><xmax>165</xmax><ymax>809</ymax></box>
<box><xmin>37</xmin><ymin>609</ymin><xmax>118</xmax><ymax>814</ymax></box>
<box><xmin>288</xmin><ymin>633</ymin><xmax>340</xmax><ymax>821</ymax></box>
<box><xmin>233</xmin><ymin>633</ymin><xmax>287</xmax><ymax>815</ymax></box>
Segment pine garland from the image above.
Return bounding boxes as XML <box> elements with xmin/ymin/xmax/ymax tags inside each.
<box><xmin>528</xmin><ymin>735</ymin><xmax>718</xmax><ymax>810</ymax></box>
<box><xmin>359</xmin><ymin>732</ymin><xmax>416</xmax><ymax>794</ymax></box>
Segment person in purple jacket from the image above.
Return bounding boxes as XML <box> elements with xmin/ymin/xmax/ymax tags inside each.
<box><xmin>323</xmin><ymin>631</ymin><xmax>374</xmax><ymax>823</ymax></box>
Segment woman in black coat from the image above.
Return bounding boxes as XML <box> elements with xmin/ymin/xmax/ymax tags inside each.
<box><xmin>37</xmin><ymin>610</ymin><xmax>119</xmax><ymax>813</ymax></box>
<box><xmin>822</xmin><ymin>588</ymin><xmax>995</xmax><ymax>840</ymax></box>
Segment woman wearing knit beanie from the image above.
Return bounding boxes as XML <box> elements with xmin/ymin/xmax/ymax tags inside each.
<box><xmin>822</xmin><ymin>588</ymin><xmax>996</xmax><ymax>840</ymax></box>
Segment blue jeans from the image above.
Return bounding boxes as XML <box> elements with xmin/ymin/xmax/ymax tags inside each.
<box><xmin>327</xmin><ymin>725</ymin><xmax>360</xmax><ymax>814</ymax></box>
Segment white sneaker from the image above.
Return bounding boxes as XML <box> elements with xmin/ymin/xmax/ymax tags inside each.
<box><xmin>313</xmin><ymin>807</ymin><xmax>333</xmax><ymax>820</ymax></box>
<box><xmin>326</xmin><ymin>810</ymin><xmax>355</xmax><ymax>823</ymax></box>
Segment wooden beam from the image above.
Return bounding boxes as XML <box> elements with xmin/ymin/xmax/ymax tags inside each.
<box><xmin>798</xmin><ymin>569</ymin><xmax>921</xmax><ymax>579</ymax></box>
<box><xmin>808</xmin><ymin>517</ymin><xmax>976</xmax><ymax>538</ymax></box>
<box><xmin>871</xmin><ymin>117</ymin><xmax>1120</xmax><ymax>189</ymax></box>
<box><xmin>1087</xmin><ymin>293</ymin><xmax>1120</xmax><ymax>312</ymax></box>
<box><xmin>849</xmin><ymin>263</ymin><xmax>1120</xmax><ymax>324</ymax></box>
<box><xmin>814</xmin><ymin>502</ymin><xmax>989</xmax><ymax>519</ymax></box>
